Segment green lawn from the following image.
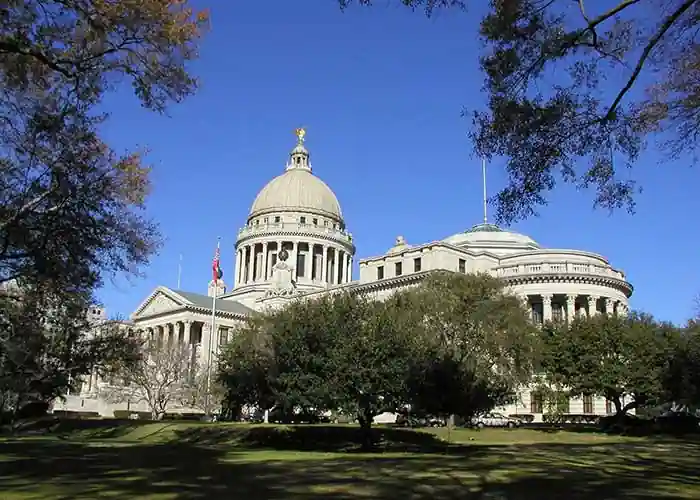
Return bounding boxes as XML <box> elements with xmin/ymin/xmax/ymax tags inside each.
<box><xmin>0</xmin><ymin>421</ymin><xmax>698</xmax><ymax>499</ymax></box>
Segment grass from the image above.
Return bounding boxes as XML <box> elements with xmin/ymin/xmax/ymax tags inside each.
<box><xmin>0</xmin><ymin>420</ymin><xmax>699</xmax><ymax>499</ymax></box>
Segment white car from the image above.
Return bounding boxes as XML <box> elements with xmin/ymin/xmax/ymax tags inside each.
<box><xmin>472</xmin><ymin>412</ymin><xmax>521</xmax><ymax>428</ymax></box>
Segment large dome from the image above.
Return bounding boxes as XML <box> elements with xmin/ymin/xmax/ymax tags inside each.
<box><xmin>248</xmin><ymin>133</ymin><xmax>343</xmax><ymax>221</ymax></box>
<box><xmin>249</xmin><ymin>168</ymin><xmax>342</xmax><ymax>220</ymax></box>
<box><xmin>444</xmin><ymin>223</ymin><xmax>539</xmax><ymax>248</ymax></box>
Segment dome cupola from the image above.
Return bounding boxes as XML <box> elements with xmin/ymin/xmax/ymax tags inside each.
<box><xmin>248</xmin><ymin>128</ymin><xmax>343</xmax><ymax>222</ymax></box>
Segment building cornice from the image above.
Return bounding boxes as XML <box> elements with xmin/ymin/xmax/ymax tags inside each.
<box><xmin>131</xmin><ymin>305</ymin><xmax>249</xmax><ymax>323</ymax></box>
<box><xmin>502</xmin><ymin>273</ymin><xmax>633</xmax><ymax>297</ymax></box>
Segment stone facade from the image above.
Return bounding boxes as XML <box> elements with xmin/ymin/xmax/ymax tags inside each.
<box><xmin>62</xmin><ymin>130</ymin><xmax>634</xmax><ymax>422</ymax></box>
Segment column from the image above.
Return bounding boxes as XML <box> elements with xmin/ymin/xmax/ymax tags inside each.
<box><xmin>346</xmin><ymin>255</ymin><xmax>352</xmax><ymax>283</ymax></box>
<box><xmin>235</xmin><ymin>248</ymin><xmax>241</xmax><ymax>285</ymax></box>
<box><xmin>542</xmin><ymin>294</ymin><xmax>553</xmax><ymax>323</ymax></box>
<box><xmin>262</xmin><ymin>242</ymin><xmax>268</xmax><ymax>280</ymax></box>
<box><xmin>566</xmin><ymin>295</ymin><xmax>576</xmax><ymax>322</ymax></box>
<box><xmin>587</xmin><ymin>295</ymin><xmax>599</xmax><ymax>316</ymax></box>
<box><xmin>184</xmin><ymin>320</ymin><xmax>192</xmax><ymax>346</ymax></box>
<box><xmin>162</xmin><ymin>324</ymin><xmax>170</xmax><ymax>346</ymax></box>
<box><xmin>321</xmin><ymin>245</ymin><xmax>328</xmax><ymax>283</ymax></box>
<box><xmin>605</xmin><ymin>297</ymin><xmax>614</xmax><ymax>316</ymax></box>
<box><xmin>201</xmin><ymin>324</ymin><xmax>212</xmax><ymax>366</ymax></box>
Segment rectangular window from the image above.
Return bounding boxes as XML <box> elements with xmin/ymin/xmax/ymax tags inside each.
<box><xmin>530</xmin><ymin>392</ymin><xmax>543</xmax><ymax>413</ymax></box>
<box><xmin>377</xmin><ymin>266</ymin><xmax>384</xmax><ymax>280</ymax></box>
<box><xmin>219</xmin><ymin>329</ymin><xmax>229</xmax><ymax>346</ymax></box>
<box><xmin>274</xmin><ymin>216</ymin><xmax>281</xmax><ymax>223</ymax></box>
<box><xmin>605</xmin><ymin>399</ymin><xmax>614</xmax><ymax>414</ymax></box>
<box><xmin>458</xmin><ymin>259</ymin><xmax>466</xmax><ymax>273</ymax></box>
<box><xmin>583</xmin><ymin>395</ymin><xmax>594</xmax><ymax>414</ymax></box>
<box><xmin>552</xmin><ymin>304</ymin><xmax>564</xmax><ymax>322</ymax></box>
<box><xmin>395</xmin><ymin>262</ymin><xmax>402</xmax><ymax>276</ymax></box>
<box><xmin>300</xmin><ymin>216</ymin><xmax>306</xmax><ymax>224</ymax></box>
<box><xmin>313</xmin><ymin>218</ymin><xmax>318</xmax><ymax>225</ymax></box>
<box><xmin>532</xmin><ymin>304</ymin><xmax>543</xmax><ymax>324</ymax></box>
<box><xmin>413</xmin><ymin>257</ymin><xmax>422</xmax><ymax>272</ymax></box>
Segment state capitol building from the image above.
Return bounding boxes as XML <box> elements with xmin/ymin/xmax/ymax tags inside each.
<box><xmin>60</xmin><ymin>130</ymin><xmax>634</xmax><ymax>421</ymax></box>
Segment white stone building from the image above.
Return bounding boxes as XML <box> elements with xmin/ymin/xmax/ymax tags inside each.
<box><xmin>63</xmin><ymin>130</ymin><xmax>633</xmax><ymax>421</ymax></box>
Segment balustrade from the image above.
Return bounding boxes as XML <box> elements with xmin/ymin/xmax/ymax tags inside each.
<box><xmin>497</xmin><ymin>261</ymin><xmax>625</xmax><ymax>280</ymax></box>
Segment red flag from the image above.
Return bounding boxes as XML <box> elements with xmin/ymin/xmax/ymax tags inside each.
<box><xmin>212</xmin><ymin>244</ymin><xmax>223</xmax><ymax>281</ymax></box>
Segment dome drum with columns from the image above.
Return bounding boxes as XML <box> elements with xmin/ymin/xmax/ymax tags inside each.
<box><xmin>232</xmin><ymin>129</ymin><xmax>355</xmax><ymax>299</ymax></box>
<box><xmin>59</xmin><ymin>129</ymin><xmax>635</xmax><ymax>421</ymax></box>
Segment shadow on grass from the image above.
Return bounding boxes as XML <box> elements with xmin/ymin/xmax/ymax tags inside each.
<box><xmin>1</xmin><ymin>428</ymin><xmax>699</xmax><ymax>499</ymax></box>
<box><xmin>175</xmin><ymin>424</ymin><xmax>452</xmax><ymax>453</ymax></box>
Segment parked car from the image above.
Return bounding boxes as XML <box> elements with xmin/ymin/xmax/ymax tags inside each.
<box><xmin>472</xmin><ymin>412</ymin><xmax>521</xmax><ymax>428</ymax></box>
<box><xmin>395</xmin><ymin>414</ymin><xmax>446</xmax><ymax>428</ymax></box>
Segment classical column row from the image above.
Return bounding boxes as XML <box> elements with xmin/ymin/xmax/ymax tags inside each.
<box><xmin>522</xmin><ymin>293</ymin><xmax>628</xmax><ymax>324</ymax></box>
<box><xmin>134</xmin><ymin>320</ymin><xmax>199</xmax><ymax>347</ymax></box>
<box><xmin>235</xmin><ymin>240</ymin><xmax>353</xmax><ymax>287</ymax></box>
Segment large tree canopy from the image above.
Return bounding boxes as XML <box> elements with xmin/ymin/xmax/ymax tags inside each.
<box><xmin>342</xmin><ymin>0</ymin><xmax>700</xmax><ymax>223</ymax></box>
<box><xmin>0</xmin><ymin>1</ymin><xmax>208</xmax><ymax>295</ymax></box>
<box><xmin>0</xmin><ymin>1</ymin><xmax>208</xmax><ymax>414</ymax></box>
<box><xmin>404</xmin><ymin>272</ymin><xmax>537</xmax><ymax>420</ymax></box>
<box><xmin>541</xmin><ymin>312</ymin><xmax>679</xmax><ymax>415</ymax></box>
<box><xmin>473</xmin><ymin>0</ymin><xmax>700</xmax><ymax>223</ymax></box>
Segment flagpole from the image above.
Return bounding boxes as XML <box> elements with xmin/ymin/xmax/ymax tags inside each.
<box><xmin>482</xmin><ymin>157</ymin><xmax>488</xmax><ymax>224</ymax></box>
<box><xmin>205</xmin><ymin>237</ymin><xmax>220</xmax><ymax>417</ymax></box>
<box><xmin>177</xmin><ymin>254</ymin><xmax>183</xmax><ymax>289</ymax></box>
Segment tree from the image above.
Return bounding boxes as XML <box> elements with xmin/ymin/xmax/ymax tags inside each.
<box><xmin>320</xmin><ymin>293</ymin><xmax>423</xmax><ymax>441</ymax></box>
<box><xmin>180</xmin><ymin>364</ymin><xmax>226</xmax><ymax>416</ymax></box>
<box><xmin>104</xmin><ymin>340</ymin><xmax>193</xmax><ymax>420</ymax></box>
<box><xmin>473</xmin><ymin>0</ymin><xmax>700</xmax><ymax>223</ymax></box>
<box><xmin>0</xmin><ymin>290</ymin><xmax>139</xmax><ymax>422</ymax></box>
<box><xmin>541</xmin><ymin>313</ymin><xmax>679</xmax><ymax>416</ymax></box>
<box><xmin>404</xmin><ymin>272</ymin><xmax>538</xmax><ymax>423</ymax></box>
<box><xmin>219</xmin><ymin>292</ymin><xmax>423</xmax><ymax>448</ymax></box>
<box><xmin>217</xmin><ymin>316</ymin><xmax>277</xmax><ymax>421</ymax></box>
<box><xmin>664</xmin><ymin>321</ymin><xmax>700</xmax><ymax>412</ymax></box>
<box><xmin>1</xmin><ymin>1</ymin><xmax>209</xmax><ymax>296</ymax></box>
<box><xmin>339</xmin><ymin>0</ymin><xmax>465</xmax><ymax>15</ymax></box>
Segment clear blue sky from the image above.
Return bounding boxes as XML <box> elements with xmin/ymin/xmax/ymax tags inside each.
<box><xmin>97</xmin><ymin>0</ymin><xmax>699</xmax><ymax>325</ymax></box>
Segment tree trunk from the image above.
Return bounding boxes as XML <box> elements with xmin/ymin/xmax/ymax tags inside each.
<box><xmin>357</xmin><ymin>410</ymin><xmax>374</xmax><ymax>451</ymax></box>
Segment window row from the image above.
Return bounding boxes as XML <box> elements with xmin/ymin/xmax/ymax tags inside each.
<box><xmin>375</xmin><ymin>256</ymin><xmax>468</xmax><ymax>280</ymax></box>
<box><xmin>529</xmin><ymin>392</ymin><xmax>612</xmax><ymax>414</ymax></box>
<box><xmin>376</xmin><ymin>257</ymin><xmax>423</xmax><ymax>280</ymax></box>
<box><xmin>249</xmin><ymin>216</ymin><xmax>344</xmax><ymax>231</ymax></box>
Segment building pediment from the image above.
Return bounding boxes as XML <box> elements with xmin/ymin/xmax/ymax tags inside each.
<box><xmin>132</xmin><ymin>287</ymin><xmax>186</xmax><ymax>319</ymax></box>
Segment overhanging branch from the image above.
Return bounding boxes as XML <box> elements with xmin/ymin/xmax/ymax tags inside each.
<box><xmin>603</xmin><ymin>0</ymin><xmax>698</xmax><ymax>121</ymax></box>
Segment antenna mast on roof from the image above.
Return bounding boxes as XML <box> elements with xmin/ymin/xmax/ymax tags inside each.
<box><xmin>482</xmin><ymin>157</ymin><xmax>488</xmax><ymax>224</ymax></box>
